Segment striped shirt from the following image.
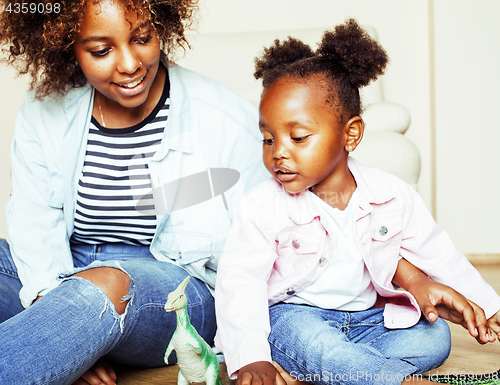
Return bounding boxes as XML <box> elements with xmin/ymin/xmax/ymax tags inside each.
<box><xmin>71</xmin><ymin>77</ymin><xmax>170</xmax><ymax>245</ymax></box>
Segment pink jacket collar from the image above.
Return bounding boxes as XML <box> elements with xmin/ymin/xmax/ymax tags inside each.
<box><xmin>281</xmin><ymin>157</ymin><xmax>396</xmax><ymax>225</ymax></box>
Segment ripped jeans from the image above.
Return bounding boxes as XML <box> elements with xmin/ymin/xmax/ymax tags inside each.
<box><xmin>0</xmin><ymin>239</ymin><xmax>216</xmax><ymax>385</ymax></box>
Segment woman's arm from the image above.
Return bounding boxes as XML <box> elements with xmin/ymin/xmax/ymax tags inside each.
<box><xmin>6</xmin><ymin>94</ymin><xmax>76</xmax><ymax>307</ymax></box>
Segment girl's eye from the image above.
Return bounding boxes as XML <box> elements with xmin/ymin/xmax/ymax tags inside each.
<box><xmin>91</xmin><ymin>48</ymin><xmax>111</xmax><ymax>57</ymax></box>
<box><xmin>262</xmin><ymin>139</ymin><xmax>274</xmax><ymax>145</ymax></box>
<box><xmin>292</xmin><ymin>136</ymin><xmax>310</xmax><ymax>142</ymax></box>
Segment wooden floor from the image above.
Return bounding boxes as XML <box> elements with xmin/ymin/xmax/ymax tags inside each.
<box><xmin>114</xmin><ymin>264</ymin><xmax>500</xmax><ymax>384</ymax></box>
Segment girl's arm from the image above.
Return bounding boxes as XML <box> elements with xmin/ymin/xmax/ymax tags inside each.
<box><xmin>215</xmin><ymin>189</ymin><xmax>281</xmax><ymax>380</ymax></box>
<box><xmin>393</xmin><ymin>258</ymin><xmax>494</xmax><ymax>344</ymax></box>
<box><xmin>399</xmin><ymin>183</ymin><xmax>500</xmax><ymax>320</ymax></box>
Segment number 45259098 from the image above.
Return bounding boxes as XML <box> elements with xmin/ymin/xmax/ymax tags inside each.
<box><xmin>5</xmin><ymin>2</ymin><xmax>61</xmax><ymax>13</ymax></box>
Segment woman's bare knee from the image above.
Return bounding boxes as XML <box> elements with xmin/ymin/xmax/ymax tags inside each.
<box><xmin>73</xmin><ymin>267</ymin><xmax>130</xmax><ymax>315</ymax></box>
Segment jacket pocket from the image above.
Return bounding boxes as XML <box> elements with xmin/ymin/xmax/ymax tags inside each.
<box><xmin>47</xmin><ymin>173</ymin><xmax>64</xmax><ymax>209</ymax></box>
<box><xmin>177</xmin><ymin>230</ymin><xmax>213</xmax><ymax>264</ymax></box>
<box><xmin>275</xmin><ymin>224</ymin><xmax>326</xmax><ymax>275</ymax></box>
<box><xmin>158</xmin><ymin>228</ymin><xmax>212</xmax><ymax>264</ymax></box>
<box><xmin>276</xmin><ymin>226</ymin><xmax>324</xmax><ymax>254</ymax></box>
<box><xmin>368</xmin><ymin>213</ymin><xmax>403</xmax><ymax>284</ymax></box>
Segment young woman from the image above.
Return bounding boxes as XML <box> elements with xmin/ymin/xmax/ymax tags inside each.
<box><xmin>0</xmin><ymin>0</ymin><xmax>267</xmax><ymax>383</ymax></box>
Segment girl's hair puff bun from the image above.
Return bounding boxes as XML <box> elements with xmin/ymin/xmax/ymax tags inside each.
<box><xmin>254</xmin><ymin>37</ymin><xmax>315</xmax><ymax>88</ymax></box>
<box><xmin>254</xmin><ymin>18</ymin><xmax>389</xmax><ymax>124</ymax></box>
<box><xmin>317</xmin><ymin>19</ymin><xmax>388</xmax><ymax>89</ymax></box>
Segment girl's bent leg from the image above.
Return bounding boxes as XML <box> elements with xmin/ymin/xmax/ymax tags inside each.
<box><xmin>357</xmin><ymin>313</ymin><xmax>451</xmax><ymax>375</ymax></box>
<box><xmin>268</xmin><ymin>304</ymin><xmax>450</xmax><ymax>385</ymax></box>
<box><xmin>0</xmin><ymin>239</ymin><xmax>24</xmax><ymax>322</ymax></box>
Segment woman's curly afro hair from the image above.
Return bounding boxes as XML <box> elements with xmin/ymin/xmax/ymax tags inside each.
<box><xmin>254</xmin><ymin>18</ymin><xmax>388</xmax><ymax>125</ymax></box>
<box><xmin>0</xmin><ymin>0</ymin><xmax>198</xmax><ymax>99</ymax></box>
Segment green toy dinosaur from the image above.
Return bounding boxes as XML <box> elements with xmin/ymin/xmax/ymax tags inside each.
<box><xmin>164</xmin><ymin>276</ymin><xmax>223</xmax><ymax>385</ymax></box>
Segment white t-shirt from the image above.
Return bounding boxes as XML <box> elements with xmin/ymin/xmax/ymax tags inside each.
<box><xmin>285</xmin><ymin>189</ymin><xmax>377</xmax><ymax>311</ymax></box>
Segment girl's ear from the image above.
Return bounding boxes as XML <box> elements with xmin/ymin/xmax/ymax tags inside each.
<box><xmin>344</xmin><ymin>116</ymin><xmax>364</xmax><ymax>153</ymax></box>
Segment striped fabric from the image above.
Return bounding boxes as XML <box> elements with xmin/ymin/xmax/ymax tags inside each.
<box><xmin>71</xmin><ymin>85</ymin><xmax>170</xmax><ymax>245</ymax></box>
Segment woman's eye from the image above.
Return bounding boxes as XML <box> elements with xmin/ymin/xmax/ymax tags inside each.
<box><xmin>91</xmin><ymin>48</ymin><xmax>110</xmax><ymax>57</ymax></box>
<box><xmin>262</xmin><ymin>139</ymin><xmax>274</xmax><ymax>145</ymax></box>
<box><xmin>292</xmin><ymin>136</ymin><xmax>309</xmax><ymax>142</ymax></box>
<box><xmin>136</xmin><ymin>35</ymin><xmax>153</xmax><ymax>44</ymax></box>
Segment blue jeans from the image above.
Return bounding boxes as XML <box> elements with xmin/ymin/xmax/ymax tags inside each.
<box><xmin>269</xmin><ymin>303</ymin><xmax>451</xmax><ymax>385</ymax></box>
<box><xmin>0</xmin><ymin>239</ymin><xmax>216</xmax><ymax>385</ymax></box>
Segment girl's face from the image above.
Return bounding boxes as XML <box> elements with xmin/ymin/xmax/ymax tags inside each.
<box><xmin>259</xmin><ymin>76</ymin><xmax>355</xmax><ymax>194</ymax></box>
<box><xmin>73</xmin><ymin>0</ymin><xmax>162</xmax><ymax>111</ymax></box>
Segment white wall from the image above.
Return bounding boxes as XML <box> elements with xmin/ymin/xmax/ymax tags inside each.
<box><xmin>2</xmin><ymin>0</ymin><xmax>497</xmax><ymax>257</ymax></box>
<box><xmin>191</xmin><ymin>0</ymin><xmax>435</xmax><ymax>211</ymax></box>
<box><xmin>0</xmin><ymin>66</ymin><xmax>27</xmax><ymax>238</ymax></box>
<box><xmin>0</xmin><ymin>0</ymin><xmax>434</xmax><ymax>240</ymax></box>
<box><xmin>434</xmin><ymin>0</ymin><xmax>500</xmax><ymax>254</ymax></box>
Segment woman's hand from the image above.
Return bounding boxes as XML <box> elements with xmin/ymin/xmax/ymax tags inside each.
<box><xmin>393</xmin><ymin>258</ymin><xmax>495</xmax><ymax>344</ymax></box>
<box><xmin>487</xmin><ymin>309</ymin><xmax>500</xmax><ymax>341</ymax></box>
<box><xmin>236</xmin><ymin>361</ymin><xmax>287</xmax><ymax>385</ymax></box>
<box><xmin>72</xmin><ymin>358</ymin><xmax>117</xmax><ymax>385</ymax></box>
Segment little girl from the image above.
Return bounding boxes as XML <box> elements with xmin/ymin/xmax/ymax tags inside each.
<box><xmin>215</xmin><ymin>19</ymin><xmax>500</xmax><ymax>385</ymax></box>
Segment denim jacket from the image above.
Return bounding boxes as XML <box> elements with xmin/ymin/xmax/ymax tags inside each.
<box><xmin>215</xmin><ymin>157</ymin><xmax>500</xmax><ymax>378</ymax></box>
<box><xmin>6</xmin><ymin>64</ymin><xmax>268</xmax><ymax>308</ymax></box>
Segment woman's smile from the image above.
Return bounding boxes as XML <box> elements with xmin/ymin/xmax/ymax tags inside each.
<box><xmin>115</xmin><ymin>73</ymin><xmax>146</xmax><ymax>89</ymax></box>
<box><xmin>73</xmin><ymin>0</ymin><xmax>165</xmax><ymax>127</ymax></box>
<box><xmin>112</xmin><ymin>73</ymin><xmax>148</xmax><ymax>96</ymax></box>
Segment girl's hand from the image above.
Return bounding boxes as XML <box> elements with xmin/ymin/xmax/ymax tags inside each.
<box><xmin>413</xmin><ymin>280</ymin><xmax>494</xmax><ymax>344</ymax></box>
<box><xmin>393</xmin><ymin>258</ymin><xmax>494</xmax><ymax>344</ymax></box>
<box><xmin>236</xmin><ymin>361</ymin><xmax>287</xmax><ymax>385</ymax></box>
<box><xmin>487</xmin><ymin>309</ymin><xmax>500</xmax><ymax>341</ymax></box>
<box><xmin>72</xmin><ymin>358</ymin><xmax>117</xmax><ymax>385</ymax></box>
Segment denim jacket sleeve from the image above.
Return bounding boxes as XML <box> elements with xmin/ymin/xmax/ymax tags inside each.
<box><xmin>5</xmin><ymin>91</ymin><xmax>83</xmax><ymax>308</ymax></box>
<box><xmin>147</xmin><ymin>65</ymin><xmax>268</xmax><ymax>290</ymax></box>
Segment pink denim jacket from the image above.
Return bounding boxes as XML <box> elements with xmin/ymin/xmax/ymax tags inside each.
<box><xmin>215</xmin><ymin>158</ymin><xmax>500</xmax><ymax>378</ymax></box>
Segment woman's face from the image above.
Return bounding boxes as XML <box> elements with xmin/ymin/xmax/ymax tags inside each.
<box><xmin>73</xmin><ymin>0</ymin><xmax>162</xmax><ymax>111</ymax></box>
